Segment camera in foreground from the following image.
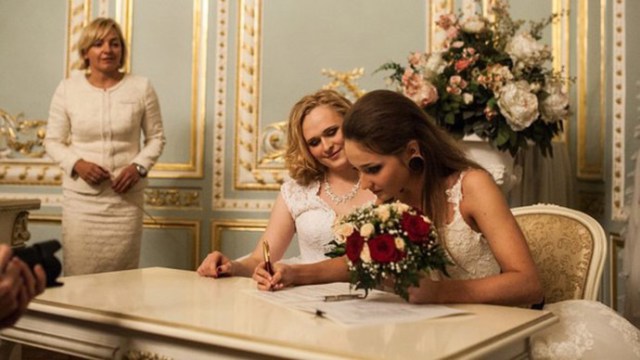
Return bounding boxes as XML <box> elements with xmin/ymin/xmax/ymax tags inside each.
<box><xmin>13</xmin><ymin>239</ymin><xmax>63</xmax><ymax>288</ymax></box>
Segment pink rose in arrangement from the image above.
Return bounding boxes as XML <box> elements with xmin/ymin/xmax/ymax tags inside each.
<box><xmin>376</xmin><ymin>0</ymin><xmax>569</xmax><ymax>157</ymax></box>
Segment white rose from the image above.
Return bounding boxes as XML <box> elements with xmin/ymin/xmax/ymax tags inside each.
<box><xmin>334</xmin><ymin>223</ymin><xmax>354</xmax><ymax>243</ymax></box>
<box><xmin>360</xmin><ymin>223</ymin><xmax>375</xmax><ymax>238</ymax></box>
<box><xmin>460</xmin><ymin>15</ymin><xmax>485</xmax><ymax>33</ymax></box>
<box><xmin>540</xmin><ymin>84</ymin><xmax>570</xmax><ymax>123</ymax></box>
<box><xmin>505</xmin><ymin>32</ymin><xmax>550</xmax><ymax>67</ymax></box>
<box><xmin>463</xmin><ymin>93</ymin><xmax>474</xmax><ymax>105</ymax></box>
<box><xmin>394</xmin><ymin>237</ymin><xmax>406</xmax><ymax>251</ymax></box>
<box><xmin>423</xmin><ymin>52</ymin><xmax>446</xmax><ymax>79</ymax></box>
<box><xmin>375</xmin><ymin>206</ymin><xmax>390</xmax><ymax>222</ymax></box>
<box><xmin>497</xmin><ymin>81</ymin><xmax>540</xmax><ymax>131</ymax></box>
<box><xmin>393</xmin><ymin>202</ymin><xmax>410</xmax><ymax>214</ymax></box>
<box><xmin>360</xmin><ymin>243</ymin><xmax>372</xmax><ymax>263</ymax></box>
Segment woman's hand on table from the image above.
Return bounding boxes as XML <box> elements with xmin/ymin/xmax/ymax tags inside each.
<box><xmin>197</xmin><ymin>251</ymin><xmax>233</xmax><ymax>278</ymax></box>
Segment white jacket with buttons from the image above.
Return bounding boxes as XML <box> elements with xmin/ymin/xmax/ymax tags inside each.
<box><xmin>44</xmin><ymin>73</ymin><xmax>165</xmax><ymax>194</ymax></box>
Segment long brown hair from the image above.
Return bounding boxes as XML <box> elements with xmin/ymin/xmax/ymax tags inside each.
<box><xmin>343</xmin><ymin>89</ymin><xmax>480</xmax><ymax>239</ymax></box>
<box><xmin>285</xmin><ymin>89</ymin><xmax>352</xmax><ymax>186</ymax></box>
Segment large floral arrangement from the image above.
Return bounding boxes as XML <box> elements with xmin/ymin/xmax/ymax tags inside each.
<box><xmin>377</xmin><ymin>1</ymin><xmax>569</xmax><ymax>156</ymax></box>
<box><xmin>325</xmin><ymin>201</ymin><xmax>450</xmax><ymax>301</ymax></box>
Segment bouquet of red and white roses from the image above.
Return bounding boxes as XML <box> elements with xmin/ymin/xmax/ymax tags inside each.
<box><xmin>325</xmin><ymin>201</ymin><xmax>450</xmax><ymax>301</ymax></box>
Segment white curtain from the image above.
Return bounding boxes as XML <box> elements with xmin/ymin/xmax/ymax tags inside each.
<box><xmin>509</xmin><ymin>142</ymin><xmax>574</xmax><ymax>207</ymax></box>
<box><xmin>623</xmin><ymin>152</ymin><xmax>640</xmax><ymax>328</ymax></box>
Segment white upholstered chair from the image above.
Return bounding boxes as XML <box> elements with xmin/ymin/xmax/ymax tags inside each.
<box><xmin>512</xmin><ymin>204</ymin><xmax>607</xmax><ymax>302</ymax></box>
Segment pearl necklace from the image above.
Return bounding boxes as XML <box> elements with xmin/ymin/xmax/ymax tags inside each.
<box><xmin>323</xmin><ymin>176</ymin><xmax>361</xmax><ymax>205</ymax></box>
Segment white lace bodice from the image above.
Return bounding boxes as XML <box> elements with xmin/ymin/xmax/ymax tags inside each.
<box><xmin>281</xmin><ymin>179</ymin><xmax>335</xmax><ymax>264</ymax></box>
<box><xmin>444</xmin><ymin>172</ymin><xmax>500</xmax><ymax>280</ymax></box>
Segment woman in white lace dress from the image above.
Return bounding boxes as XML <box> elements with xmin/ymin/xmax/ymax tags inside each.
<box><xmin>340</xmin><ymin>90</ymin><xmax>639</xmax><ymax>359</ymax></box>
<box><xmin>197</xmin><ymin>90</ymin><xmax>375</xmax><ymax>278</ymax></box>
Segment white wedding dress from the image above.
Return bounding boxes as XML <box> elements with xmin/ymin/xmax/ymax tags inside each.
<box><xmin>445</xmin><ymin>172</ymin><xmax>640</xmax><ymax>359</ymax></box>
<box><xmin>280</xmin><ymin>179</ymin><xmax>339</xmax><ymax>264</ymax></box>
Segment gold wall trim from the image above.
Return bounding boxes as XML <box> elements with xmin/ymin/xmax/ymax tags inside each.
<box><xmin>212</xmin><ymin>0</ymin><xmax>275</xmax><ymax>211</ymax></box>
<box><xmin>233</xmin><ymin>0</ymin><xmax>284</xmax><ymax>191</ymax></box>
<box><xmin>144</xmin><ymin>187</ymin><xmax>201</xmax><ymax>209</ymax></box>
<box><xmin>210</xmin><ymin>219</ymin><xmax>267</xmax><ymax>253</ymax></box>
<box><xmin>611</xmin><ymin>0</ymin><xmax>626</xmax><ymax>221</ymax></box>
<box><xmin>576</xmin><ymin>0</ymin><xmax>606</xmax><ymax>180</ymax></box>
<box><xmin>144</xmin><ymin>218</ymin><xmax>201</xmax><ymax>270</ymax></box>
<box><xmin>65</xmin><ymin>0</ymin><xmax>90</xmax><ymax>77</ymax></box>
<box><xmin>117</xmin><ymin>0</ymin><xmax>207</xmax><ymax>179</ymax></box>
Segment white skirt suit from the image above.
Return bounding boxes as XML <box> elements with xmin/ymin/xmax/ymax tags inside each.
<box><xmin>44</xmin><ymin>73</ymin><xmax>165</xmax><ymax>276</ymax></box>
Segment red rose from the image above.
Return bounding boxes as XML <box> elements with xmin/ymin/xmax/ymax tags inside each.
<box><xmin>401</xmin><ymin>212</ymin><xmax>432</xmax><ymax>243</ymax></box>
<box><xmin>368</xmin><ymin>234</ymin><xmax>400</xmax><ymax>263</ymax></box>
<box><xmin>346</xmin><ymin>232</ymin><xmax>365</xmax><ymax>263</ymax></box>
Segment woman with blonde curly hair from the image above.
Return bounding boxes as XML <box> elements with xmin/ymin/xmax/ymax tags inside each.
<box><xmin>198</xmin><ymin>89</ymin><xmax>375</xmax><ymax>278</ymax></box>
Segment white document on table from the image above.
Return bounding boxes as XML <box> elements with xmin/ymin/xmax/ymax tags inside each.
<box><xmin>250</xmin><ymin>282</ymin><xmax>467</xmax><ymax>327</ymax></box>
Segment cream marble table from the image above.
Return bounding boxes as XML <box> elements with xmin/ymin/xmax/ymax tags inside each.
<box><xmin>0</xmin><ymin>267</ymin><xmax>557</xmax><ymax>360</ymax></box>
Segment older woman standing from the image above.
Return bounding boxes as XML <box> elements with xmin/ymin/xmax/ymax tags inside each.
<box><xmin>44</xmin><ymin>18</ymin><xmax>165</xmax><ymax>275</ymax></box>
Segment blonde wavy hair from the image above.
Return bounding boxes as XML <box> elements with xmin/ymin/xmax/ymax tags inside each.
<box><xmin>285</xmin><ymin>89</ymin><xmax>352</xmax><ymax>186</ymax></box>
<box><xmin>77</xmin><ymin>18</ymin><xmax>127</xmax><ymax>70</ymax></box>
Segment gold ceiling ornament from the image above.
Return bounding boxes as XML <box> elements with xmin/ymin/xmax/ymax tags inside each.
<box><xmin>321</xmin><ymin>67</ymin><xmax>366</xmax><ymax>101</ymax></box>
<box><xmin>0</xmin><ymin>109</ymin><xmax>47</xmax><ymax>159</ymax></box>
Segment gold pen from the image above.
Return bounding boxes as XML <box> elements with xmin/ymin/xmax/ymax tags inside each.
<box><xmin>262</xmin><ymin>239</ymin><xmax>274</xmax><ymax>276</ymax></box>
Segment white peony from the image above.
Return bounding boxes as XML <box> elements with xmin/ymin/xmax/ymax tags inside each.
<box><xmin>497</xmin><ymin>81</ymin><xmax>540</xmax><ymax>131</ymax></box>
<box><xmin>505</xmin><ymin>32</ymin><xmax>550</xmax><ymax>68</ymax></box>
<box><xmin>460</xmin><ymin>15</ymin><xmax>486</xmax><ymax>33</ymax></box>
<box><xmin>540</xmin><ymin>83</ymin><xmax>570</xmax><ymax>123</ymax></box>
<box><xmin>360</xmin><ymin>223</ymin><xmax>375</xmax><ymax>238</ymax></box>
<box><xmin>423</xmin><ymin>52</ymin><xmax>446</xmax><ymax>79</ymax></box>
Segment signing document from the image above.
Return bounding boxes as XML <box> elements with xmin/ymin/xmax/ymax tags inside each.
<box><xmin>251</xmin><ymin>282</ymin><xmax>466</xmax><ymax>327</ymax></box>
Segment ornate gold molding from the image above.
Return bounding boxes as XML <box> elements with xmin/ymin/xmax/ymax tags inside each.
<box><xmin>144</xmin><ymin>187</ymin><xmax>201</xmax><ymax>209</ymax></box>
<box><xmin>0</xmin><ymin>109</ymin><xmax>47</xmax><ymax>159</ymax></box>
<box><xmin>11</xmin><ymin>211</ymin><xmax>31</xmax><ymax>247</ymax></box>
<box><xmin>65</xmin><ymin>0</ymin><xmax>91</xmax><ymax>77</ymax></box>
<box><xmin>212</xmin><ymin>0</ymin><xmax>274</xmax><ymax>211</ymax></box>
<box><xmin>321</xmin><ymin>68</ymin><xmax>366</xmax><ymax>101</ymax></box>
<box><xmin>123</xmin><ymin>350</ymin><xmax>172</xmax><ymax>360</ymax></box>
